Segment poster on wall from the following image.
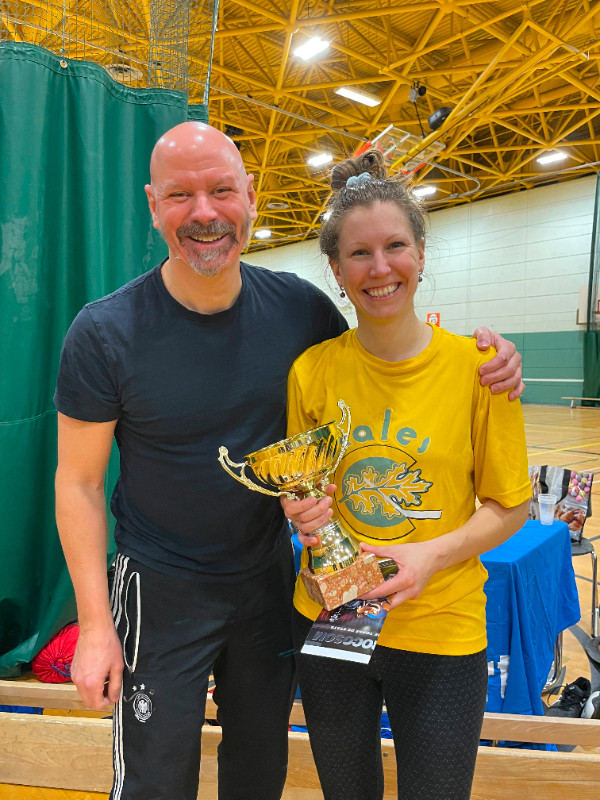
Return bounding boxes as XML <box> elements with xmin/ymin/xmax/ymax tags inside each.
<box><xmin>426</xmin><ymin>312</ymin><xmax>441</xmax><ymax>326</ymax></box>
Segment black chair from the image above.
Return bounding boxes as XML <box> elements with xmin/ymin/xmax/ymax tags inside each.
<box><xmin>572</xmin><ymin>537</ymin><xmax>598</xmax><ymax>638</ymax></box>
<box><xmin>544</xmin><ymin>536</ymin><xmax>597</xmax><ymax>693</ymax></box>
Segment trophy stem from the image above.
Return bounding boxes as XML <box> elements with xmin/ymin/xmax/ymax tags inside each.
<box><xmin>307</xmin><ymin>519</ymin><xmax>360</xmax><ymax>574</ymax></box>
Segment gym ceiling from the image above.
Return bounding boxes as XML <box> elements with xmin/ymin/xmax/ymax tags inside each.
<box><xmin>2</xmin><ymin>0</ymin><xmax>600</xmax><ymax>249</ymax></box>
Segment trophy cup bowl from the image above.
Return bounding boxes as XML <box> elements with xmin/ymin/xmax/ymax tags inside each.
<box><xmin>218</xmin><ymin>400</ymin><xmax>384</xmax><ymax>610</ymax></box>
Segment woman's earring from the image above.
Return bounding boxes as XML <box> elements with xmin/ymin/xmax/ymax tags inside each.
<box><xmin>418</xmin><ymin>273</ymin><xmax>423</xmax><ymax>283</ymax></box>
<box><xmin>340</xmin><ymin>287</ymin><xmax>346</xmax><ymax>298</ymax></box>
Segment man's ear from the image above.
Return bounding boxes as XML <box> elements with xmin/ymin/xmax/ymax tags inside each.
<box><xmin>246</xmin><ymin>174</ymin><xmax>258</xmax><ymax>221</ymax></box>
<box><xmin>145</xmin><ymin>185</ymin><xmax>160</xmax><ymax>230</ymax></box>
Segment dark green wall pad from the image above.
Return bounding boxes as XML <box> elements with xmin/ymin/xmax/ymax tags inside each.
<box><xmin>501</xmin><ymin>331</ymin><xmax>586</xmax><ymax>405</ymax></box>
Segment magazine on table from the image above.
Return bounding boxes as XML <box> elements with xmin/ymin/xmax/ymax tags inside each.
<box><xmin>528</xmin><ymin>465</ymin><xmax>593</xmax><ymax>543</ymax></box>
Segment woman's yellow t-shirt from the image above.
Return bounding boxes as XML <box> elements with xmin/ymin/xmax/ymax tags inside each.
<box><xmin>287</xmin><ymin>324</ymin><xmax>530</xmax><ymax>656</ymax></box>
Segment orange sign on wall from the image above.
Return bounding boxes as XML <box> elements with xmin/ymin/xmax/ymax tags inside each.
<box><xmin>426</xmin><ymin>312</ymin><xmax>441</xmax><ymax>327</ymax></box>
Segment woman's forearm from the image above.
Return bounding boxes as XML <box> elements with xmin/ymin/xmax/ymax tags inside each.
<box><xmin>427</xmin><ymin>498</ymin><xmax>529</xmax><ymax>573</ymax></box>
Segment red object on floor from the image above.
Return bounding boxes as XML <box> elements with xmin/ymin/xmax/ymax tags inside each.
<box><xmin>31</xmin><ymin>623</ymin><xmax>79</xmax><ymax>683</ymax></box>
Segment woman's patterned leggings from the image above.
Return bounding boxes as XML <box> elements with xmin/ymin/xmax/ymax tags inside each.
<box><xmin>293</xmin><ymin>609</ymin><xmax>488</xmax><ymax>800</ymax></box>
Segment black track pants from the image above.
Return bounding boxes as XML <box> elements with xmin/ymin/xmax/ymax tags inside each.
<box><xmin>109</xmin><ymin>549</ymin><xmax>296</xmax><ymax>800</ymax></box>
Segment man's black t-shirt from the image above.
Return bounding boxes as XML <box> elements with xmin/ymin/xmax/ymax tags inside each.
<box><xmin>54</xmin><ymin>262</ymin><xmax>348</xmax><ymax>579</ymax></box>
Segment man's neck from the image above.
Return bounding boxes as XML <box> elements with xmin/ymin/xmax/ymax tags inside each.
<box><xmin>161</xmin><ymin>257</ymin><xmax>243</xmax><ymax>314</ymax></box>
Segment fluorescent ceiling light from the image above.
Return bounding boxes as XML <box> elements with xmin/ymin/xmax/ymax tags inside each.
<box><xmin>537</xmin><ymin>151</ymin><xmax>568</xmax><ymax>166</ymax></box>
<box><xmin>335</xmin><ymin>86</ymin><xmax>381</xmax><ymax>107</ymax></box>
<box><xmin>254</xmin><ymin>229</ymin><xmax>272</xmax><ymax>239</ymax></box>
<box><xmin>412</xmin><ymin>185</ymin><xmax>437</xmax><ymax>198</ymax></box>
<box><xmin>266</xmin><ymin>201</ymin><xmax>289</xmax><ymax>210</ymax></box>
<box><xmin>322</xmin><ymin>210</ymin><xmax>332</xmax><ymax>221</ymax></box>
<box><xmin>293</xmin><ymin>37</ymin><xmax>330</xmax><ymax>61</ymax></box>
<box><xmin>308</xmin><ymin>153</ymin><xmax>333</xmax><ymax>167</ymax></box>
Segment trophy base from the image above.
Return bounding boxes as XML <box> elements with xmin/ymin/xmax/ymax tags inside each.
<box><xmin>300</xmin><ymin>552</ymin><xmax>385</xmax><ymax>611</ymax></box>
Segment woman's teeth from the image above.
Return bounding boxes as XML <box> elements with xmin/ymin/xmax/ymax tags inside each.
<box><xmin>366</xmin><ymin>283</ymin><xmax>398</xmax><ymax>298</ymax></box>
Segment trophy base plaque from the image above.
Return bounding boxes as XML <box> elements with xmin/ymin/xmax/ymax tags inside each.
<box><xmin>300</xmin><ymin>552</ymin><xmax>385</xmax><ymax>611</ymax></box>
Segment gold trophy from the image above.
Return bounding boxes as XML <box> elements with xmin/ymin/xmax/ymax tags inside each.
<box><xmin>218</xmin><ymin>400</ymin><xmax>384</xmax><ymax>610</ymax></box>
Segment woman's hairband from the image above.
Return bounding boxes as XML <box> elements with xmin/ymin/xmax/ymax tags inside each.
<box><xmin>346</xmin><ymin>171</ymin><xmax>372</xmax><ymax>188</ymax></box>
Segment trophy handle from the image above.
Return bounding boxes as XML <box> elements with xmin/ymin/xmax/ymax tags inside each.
<box><xmin>329</xmin><ymin>399</ymin><xmax>351</xmax><ymax>479</ymax></box>
<box><xmin>218</xmin><ymin>447</ymin><xmax>284</xmax><ymax>498</ymax></box>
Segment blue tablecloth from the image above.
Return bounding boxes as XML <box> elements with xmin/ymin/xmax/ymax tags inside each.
<box><xmin>482</xmin><ymin>519</ymin><xmax>580</xmax><ymax>716</ymax></box>
<box><xmin>291</xmin><ymin>519</ymin><xmax>580</xmax><ymax>717</ymax></box>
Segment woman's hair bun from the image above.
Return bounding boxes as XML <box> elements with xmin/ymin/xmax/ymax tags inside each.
<box><xmin>330</xmin><ymin>147</ymin><xmax>386</xmax><ymax>190</ymax></box>
<box><xmin>357</xmin><ymin>149</ymin><xmax>386</xmax><ymax>179</ymax></box>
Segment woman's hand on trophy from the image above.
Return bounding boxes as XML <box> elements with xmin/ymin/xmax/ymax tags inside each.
<box><xmin>358</xmin><ymin>541</ymin><xmax>439</xmax><ymax>609</ymax></box>
<box><xmin>281</xmin><ymin>485</ymin><xmax>337</xmax><ymax>547</ymax></box>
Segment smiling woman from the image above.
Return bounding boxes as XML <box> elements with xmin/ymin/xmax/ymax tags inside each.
<box><xmin>281</xmin><ymin>147</ymin><xmax>531</xmax><ymax>800</ymax></box>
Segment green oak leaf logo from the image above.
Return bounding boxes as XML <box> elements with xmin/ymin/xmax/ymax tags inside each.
<box><xmin>340</xmin><ymin>463</ymin><xmax>432</xmax><ymax>519</ymax></box>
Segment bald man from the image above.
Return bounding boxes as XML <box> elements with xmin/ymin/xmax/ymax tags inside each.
<box><xmin>54</xmin><ymin>122</ymin><xmax>524</xmax><ymax>800</ymax></box>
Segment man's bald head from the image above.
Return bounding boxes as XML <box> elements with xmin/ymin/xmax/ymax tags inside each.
<box><xmin>145</xmin><ymin>121</ymin><xmax>257</xmax><ymax>282</ymax></box>
<box><xmin>149</xmin><ymin>122</ymin><xmax>246</xmax><ymax>186</ymax></box>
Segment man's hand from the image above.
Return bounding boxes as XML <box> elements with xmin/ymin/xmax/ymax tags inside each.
<box><xmin>472</xmin><ymin>327</ymin><xmax>524</xmax><ymax>401</ymax></box>
<box><xmin>71</xmin><ymin>623</ymin><xmax>123</xmax><ymax>710</ymax></box>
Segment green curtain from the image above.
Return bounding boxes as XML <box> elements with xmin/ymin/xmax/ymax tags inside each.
<box><xmin>583</xmin><ymin>174</ymin><xmax>600</xmax><ymax>403</ymax></box>
<box><xmin>188</xmin><ymin>103</ymin><xmax>209</xmax><ymax>122</ymax></box>
<box><xmin>0</xmin><ymin>43</ymin><xmax>187</xmax><ymax>676</ymax></box>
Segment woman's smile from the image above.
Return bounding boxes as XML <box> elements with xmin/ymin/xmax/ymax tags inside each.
<box><xmin>364</xmin><ymin>282</ymin><xmax>400</xmax><ymax>299</ymax></box>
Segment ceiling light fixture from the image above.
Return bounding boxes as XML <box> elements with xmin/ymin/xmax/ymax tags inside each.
<box><xmin>335</xmin><ymin>87</ymin><xmax>381</xmax><ymax>107</ymax></box>
<box><xmin>308</xmin><ymin>153</ymin><xmax>333</xmax><ymax>167</ymax></box>
<box><xmin>322</xmin><ymin>210</ymin><xmax>332</xmax><ymax>221</ymax></box>
<box><xmin>293</xmin><ymin>37</ymin><xmax>329</xmax><ymax>61</ymax></box>
<box><xmin>266</xmin><ymin>202</ymin><xmax>289</xmax><ymax>210</ymax></box>
<box><xmin>254</xmin><ymin>229</ymin><xmax>272</xmax><ymax>239</ymax></box>
<box><xmin>537</xmin><ymin>151</ymin><xmax>568</xmax><ymax>166</ymax></box>
<box><xmin>412</xmin><ymin>185</ymin><xmax>437</xmax><ymax>198</ymax></box>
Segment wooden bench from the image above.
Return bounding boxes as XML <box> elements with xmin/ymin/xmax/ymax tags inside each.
<box><xmin>562</xmin><ymin>396</ymin><xmax>600</xmax><ymax>408</ymax></box>
<box><xmin>1</xmin><ymin>679</ymin><xmax>600</xmax><ymax>799</ymax></box>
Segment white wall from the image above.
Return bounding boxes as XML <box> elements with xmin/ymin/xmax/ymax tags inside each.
<box><xmin>248</xmin><ymin>175</ymin><xmax>596</xmax><ymax>335</ymax></box>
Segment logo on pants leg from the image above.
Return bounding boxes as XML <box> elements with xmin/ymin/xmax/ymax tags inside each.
<box><xmin>124</xmin><ymin>684</ymin><xmax>155</xmax><ymax>722</ymax></box>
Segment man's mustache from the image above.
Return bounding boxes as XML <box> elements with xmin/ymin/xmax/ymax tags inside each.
<box><xmin>177</xmin><ymin>222</ymin><xmax>238</xmax><ymax>243</ymax></box>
